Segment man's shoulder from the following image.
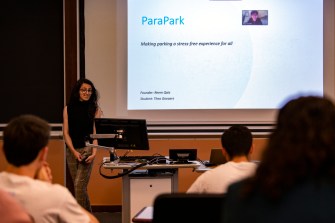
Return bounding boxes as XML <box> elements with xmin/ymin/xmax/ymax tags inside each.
<box><xmin>35</xmin><ymin>182</ymin><xmax>73</xmax><ymax>197</ymax></box>
<box><xmin>225</xmin><ymin>161</ymin><xmax>257</xmax><ymax>168</ymax></box>
<box><xmin>0</xmin><ymin>172</ymin><xmax>72</xmax><ymax>198</ymax></box>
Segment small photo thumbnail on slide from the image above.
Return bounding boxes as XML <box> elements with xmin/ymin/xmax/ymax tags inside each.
<box><xmin>242</xmin><ymin>10</ymin><xmax>268</xmax><ymax>25</ymax></box>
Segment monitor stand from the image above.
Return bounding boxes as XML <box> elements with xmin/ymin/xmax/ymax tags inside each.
<box><xmin>174</xmin><ymin>159</ymin><xmax>192</xmax><ymax>164</ymax></box>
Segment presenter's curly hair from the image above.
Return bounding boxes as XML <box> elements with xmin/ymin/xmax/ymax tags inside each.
<box><xmin>241</xmin><ymin>95</ymin><xmax>335</xmax><ymax>200</ymax></box>
<box><xmin>68</xmin><ymin>78</ymin><xmax>100</xmax><ymax>120</ymax></box>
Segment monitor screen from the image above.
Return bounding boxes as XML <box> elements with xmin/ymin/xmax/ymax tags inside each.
<box><xmin>94</xmin><ymin>118</ymin><xmax>150</xmax><ymax>150</ymax></box>
<box><xmin>169</xmin><ymin>149</ymin><xmax>197</xmax><ymax>163</ymax></box>
<box><xmin>127</xmin><ymin>0</ymin><xmax>324</xmax><ymax>112</ymax></box>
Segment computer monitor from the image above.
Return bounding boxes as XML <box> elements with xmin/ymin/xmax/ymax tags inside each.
<box><xmin>169</xmin><ymin>149</ymin><xmax>197</xmax><ymax>164</ymax></box>
<box><xmin>94</xmin><ymin>118</ymin><xmax>149</xmax><ymax>150</ymax></box>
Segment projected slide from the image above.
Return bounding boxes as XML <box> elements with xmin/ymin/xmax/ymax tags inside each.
<box><xmin>127</xmin><ymin>0</ymin><xmax>323</xmax><ymax>110</ymax></box>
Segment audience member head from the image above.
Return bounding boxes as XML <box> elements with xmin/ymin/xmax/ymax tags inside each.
<box><xmin>245</xmin><ymin>95</ymin><xmax>335</xmax><ymax>199</ymax></box>
<box><xmin>221</xmin><ymin>125</ymin><xmax>253</xmax><ymax>160</ymax></box>
<box><xmin>3</xmin><ymin>114</ymin><xmax>50</xmax><ymax>167</ymax></box>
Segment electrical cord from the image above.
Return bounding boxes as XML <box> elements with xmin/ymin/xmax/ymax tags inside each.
<box><xmin>99</xmin><ymin>160</ymin><xmax>148</xmax><ymax>179</ymax></box>
<box><xmin>197</xmin><ymin>158</ymin><xmax>207</xmax><ymax>166</ymax></box>
<box><xmin>99</xmin><ymin>156</ymin><xmax>169</xmax><ymax>179</ymax></box>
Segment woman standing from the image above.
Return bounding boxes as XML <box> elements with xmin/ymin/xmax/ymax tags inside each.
<box><xmin>63</xmin><ymin>78</ymin><xmax>102</xmax><ymax>212</ymax></box>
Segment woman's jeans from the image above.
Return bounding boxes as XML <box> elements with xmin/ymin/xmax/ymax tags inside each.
<box><xmin>66</xmin><ymin>146</ymin><xmax>94</xmax><ymax>212</ymax></box>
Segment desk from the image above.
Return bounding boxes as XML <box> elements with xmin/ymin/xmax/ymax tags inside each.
<box><xmin>103</xmin><ymin>158</ymin><xmax>200</xmax><ymax>223</ymax></box>
<box><xmin>194</xmin><ymin>164</ymin><xmax>213</xmax><ymax>172</ymax></box>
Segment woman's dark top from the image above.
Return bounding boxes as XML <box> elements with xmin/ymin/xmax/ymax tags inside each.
<box><xmin>67</xmin><ymin>101</ymin><xmax>94</xmax><ymax>148</ymax></box>
<box><xmin>223</xmin><ymin>179</ymin><xmax>335</xmax><ymax>223</ymax></box>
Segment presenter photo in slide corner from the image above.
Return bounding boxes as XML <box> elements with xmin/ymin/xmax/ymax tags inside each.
<box><xmin>242</xmin><ymin>10</ymin><xmax>268</xmax><ymax>25</ymax></box>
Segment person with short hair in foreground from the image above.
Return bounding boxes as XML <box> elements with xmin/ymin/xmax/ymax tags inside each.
<box><xmin>187</xmin><ymin>125</ymin><xmax>257</xmax><ymax>194</ymax></box>
<box><xmin>223</xmin><ymin>95</ymin><xmax>335</xmax><ymax>223</ymax></box>
<box><xmin>0</xmin><ymin>114</ymin><xmax>99</xmax><ymax>223</ymax></box>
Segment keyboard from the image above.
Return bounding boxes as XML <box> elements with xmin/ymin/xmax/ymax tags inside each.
<box><xmin>119</xmin><ymin>155</ymin><xmax>167</xmax><ymax>163</ymax></box>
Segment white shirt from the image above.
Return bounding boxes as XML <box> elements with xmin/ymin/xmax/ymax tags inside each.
<box><xmin>0</xmin><ymin>172</ymin><xmax>90</xmax><ymax>223</ymax></box>
<box><xmin>187</xmin><ymin>161</ymin><xmax>257</xmax><ymax>194</ymax></box>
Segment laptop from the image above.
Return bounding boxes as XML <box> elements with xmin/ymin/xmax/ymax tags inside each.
<box><xmin>208</xmin><ymin>148</ymin><xmax>226</xmax><ymax>166</ymax></box>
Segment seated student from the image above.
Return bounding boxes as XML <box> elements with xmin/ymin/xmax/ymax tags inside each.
<box><xmin>0</xmin><ymin>114</ymin><xmax>99</xmax><ymax>223</ymax></box>
<box><xmin>187</xmin><ymin>125</ymin><xmax>257</xmax><ymax>193</ymax></box>
<box><xmin>223</xmin><ymin>96</ymin><xmax>335</xmax><ymax>223</ymax></box>
<box><xmin>0</xmin><ymin>188</ymin><xmax>33</xmax><ymax>223</ymax></box>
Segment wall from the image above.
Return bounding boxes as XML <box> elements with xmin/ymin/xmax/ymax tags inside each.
<box><xmin>0</xmin><ymin>1</ymin><xmax>64</xmax><ymax>125</ymax></box>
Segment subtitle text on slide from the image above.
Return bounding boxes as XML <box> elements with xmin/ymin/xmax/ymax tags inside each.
<box><xmin>140</xmin><ymin>41</ymin><xmax>234</xmax><ymax>47</ymax></box>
